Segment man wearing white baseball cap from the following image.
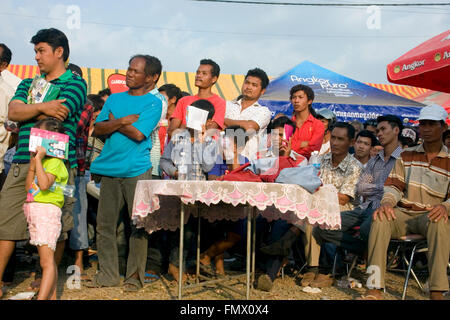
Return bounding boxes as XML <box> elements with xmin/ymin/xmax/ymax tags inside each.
<box><xmin>359</xmin><ymin>104</ymin><xmax>449</xmax><ymax>300</ymax></box>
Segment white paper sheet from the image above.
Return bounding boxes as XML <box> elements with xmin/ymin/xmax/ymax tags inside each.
<box><xmin>186</xmin><ymin>105</ymin><xmax>209</xmax><ymax>131</ymax></box>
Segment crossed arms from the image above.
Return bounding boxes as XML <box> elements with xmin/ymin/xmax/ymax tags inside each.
<box><xmin>93</xmin><ymin>113</ymin><xmax>145</xmax><ymax>142</ymax></box>
<box><xmin>9</xmin><ymin>98</ymin><xmax>70</xmax><ymax>122</ymax></box>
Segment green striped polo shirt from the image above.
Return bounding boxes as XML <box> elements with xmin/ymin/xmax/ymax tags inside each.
<box><xmin>11</xmin><ymin>69</ymin><xmax>87</xmax><ymax>168</ymax></box>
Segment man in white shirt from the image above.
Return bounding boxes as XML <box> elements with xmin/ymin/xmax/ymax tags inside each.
<box><xmin>224</xmin><ymin>68</ymin><xmax>272</xmax><ymax>160</ymax></box>
<box><xmin>0</xmin><ymin>44</ymin><xmax>15</xmax><ymax>177</ymax></box>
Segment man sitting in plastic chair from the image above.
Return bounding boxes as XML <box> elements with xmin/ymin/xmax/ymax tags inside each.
<box><xmin>358</xmin><ymin>105</ymin><xmax>449</xmax><ymax>301</ymax></box>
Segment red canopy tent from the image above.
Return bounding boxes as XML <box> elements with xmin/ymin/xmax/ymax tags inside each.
<box><xmin>387</xmin><ymin>30</ymin><xmax>450</xmax><ymax>93</ymax></box>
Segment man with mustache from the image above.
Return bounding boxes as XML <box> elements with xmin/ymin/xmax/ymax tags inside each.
<box><xmin>168</xmin><ymin>59</ymin><xmax>225</xmax><ymax>138</ymax></box>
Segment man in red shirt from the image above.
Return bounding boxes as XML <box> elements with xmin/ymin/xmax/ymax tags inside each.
<box><xmin>168</xmin><ymin>59</ymin><xmax>225</xmax><ymax>138</ymax></box>
<box><xmin>289</xmin><ymin>84</ymin><xmax>324</xmax><ymax>159</ymax></box>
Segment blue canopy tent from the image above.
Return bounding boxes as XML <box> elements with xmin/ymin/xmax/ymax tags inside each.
<box><xmin>260</xmin><ymin>60</ymin><xmax>425</xmax><ymax>124</ymax></box>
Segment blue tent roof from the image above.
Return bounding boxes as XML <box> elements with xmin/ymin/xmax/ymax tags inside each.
<box><xmin>260</xmin><ymin>60</ymin><xmax>424</xmax><ymax>123</ymax></box>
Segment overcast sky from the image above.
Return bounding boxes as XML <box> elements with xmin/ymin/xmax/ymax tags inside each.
<box><xmin>1</xmin><ymin>0</ymin><xmax>449</xmax><ymax>84</ymax></box>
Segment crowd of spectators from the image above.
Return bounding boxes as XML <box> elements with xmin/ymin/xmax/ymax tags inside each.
<box><xmin>0</xmin><ymin>28</ymin><xmax>448</xmax><ymax>300</ymax></box>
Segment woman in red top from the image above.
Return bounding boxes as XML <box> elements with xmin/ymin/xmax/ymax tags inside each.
<box><xmin>289</xmin><ymin>84</ymin><xmax>325</xmax><ymax>159</ymax></box>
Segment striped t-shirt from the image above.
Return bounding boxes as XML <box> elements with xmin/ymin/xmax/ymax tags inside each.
<box><xmin>149</xmin><ymin>87</ymin><xmax>167</xmax><ymax>177</ymax></box>
<box><xmin>11</xmin><ymin>70</ymin><xmax>87</xmax><ymax>168</ymax></box>
<box><xmin>382</xmin><ymin>144</ymin><xmax>450</xmax><ymax>215</ymax></box>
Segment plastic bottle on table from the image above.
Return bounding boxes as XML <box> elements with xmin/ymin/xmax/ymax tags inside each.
<box><xmin>178</xmin><ymin>150</ymin><xmax>188</xmax><ymax>180</ymax></box>
<box><xmin>309</xmin><ymin>151</ymin><xmax>321</xmax><ymax>170</ymax></box>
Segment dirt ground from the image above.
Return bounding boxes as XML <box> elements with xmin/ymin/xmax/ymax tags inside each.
<box><xmin>2</xmin><ymin>248</ymin><xmax>448</xmax><ymax>301</ymax></box>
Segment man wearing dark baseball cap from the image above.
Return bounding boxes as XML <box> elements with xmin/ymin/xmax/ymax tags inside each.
<box><xmin>359</xmin><ymin>104</ymin><xmax>449</xmax><ymax>300</ymax></box>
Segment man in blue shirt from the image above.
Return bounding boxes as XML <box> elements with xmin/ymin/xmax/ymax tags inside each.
<box><xmin>87</xmin><ymin>55</ymin><xmax>162</xmax><ymax>291</ymax></box>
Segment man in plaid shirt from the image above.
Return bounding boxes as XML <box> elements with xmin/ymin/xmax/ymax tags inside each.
<box><xmin>70</xmin><ymin>96</ymin><xmax>94</xmax><ymax>279</ymax></box>
<box><xmin>76</xmin><ymin>103</ymin><xmax>94</xmax><ymax>173</ymax></box>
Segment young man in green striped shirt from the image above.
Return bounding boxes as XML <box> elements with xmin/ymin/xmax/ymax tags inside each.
<box><xmin>0</xmin><ymin>28</ymin><xmax>86</xmax><ymax>298</ymax></box>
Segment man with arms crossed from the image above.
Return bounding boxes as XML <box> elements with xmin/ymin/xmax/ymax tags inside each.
<box><xmin>86</xmin><ymin>55</ymin><xmax>162</xmax><ymax>291</ymax></box>
<box><xmin>0</xmin><ymin>28</ymin><xmax>87</xmax><ymax>298</ymax></box>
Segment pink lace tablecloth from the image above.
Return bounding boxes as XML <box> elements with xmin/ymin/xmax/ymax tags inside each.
<box><xmin>132</xmin><ymin>180</ymin><xmax>341</xmax><ymax>234</ymax></box>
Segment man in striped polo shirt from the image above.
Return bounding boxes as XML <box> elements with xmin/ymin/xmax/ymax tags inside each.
<box><xmin>0</xmin><ymin>28</ymin><xmax>86</xmax><ymax>298</ymax></box>
<box><xmin>360</xmin><ymin>104</ymin><xmax>449</xmax><ymax>301</ymax></box>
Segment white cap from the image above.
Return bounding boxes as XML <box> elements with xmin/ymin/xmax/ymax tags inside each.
<box><xmin>418</xmin><ymin>104</ymin><xmax>448</xmax><ymax>122</ymax></box>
